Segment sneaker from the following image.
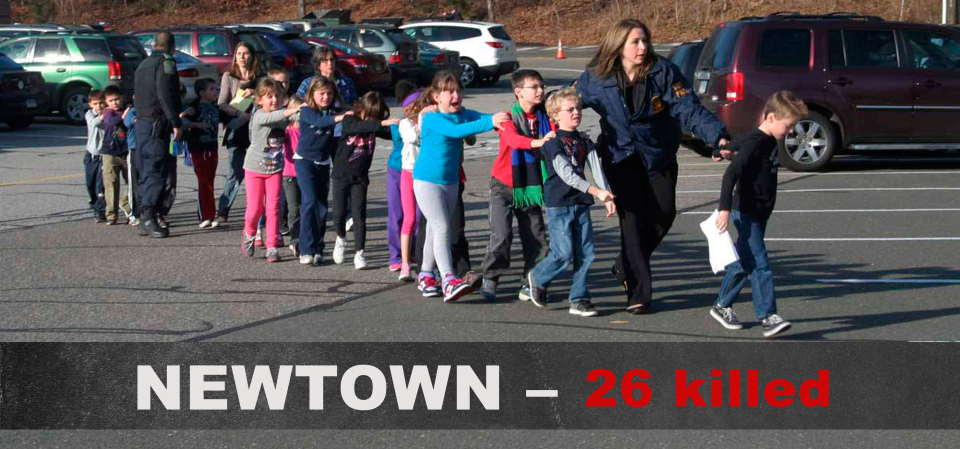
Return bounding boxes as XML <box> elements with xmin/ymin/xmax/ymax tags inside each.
<box><xmin>333</xmin><ymin>237</ymin><xmax>346</xmax><ymax>264</ymax></box>
<box><xmin>710</xmin><ymin>304</ymin><xmax>743</xmax><ymax>330</ymax></box>
<box><xmin>442</xmin><ymin>277</ymin><xmax>475</xmax><ymax>303</ymax></box>
<box><xmin>300</xmin><ymin>255</ymin><xmax>314</xmax><ymax>265</ymax></box>
<box><xmin>398</xmin><ymin>265</ymin><xmax>414</xmax><ymax>282</ymax></box>
<box><xmin>254</xmin><ymin>229</ymin><xmax>263</xmax><ymax>247</ymax></box>
<box><xmin>479</xmin><ymin>278</ymin><xmax>498</xmax><ymax>302</ymax></box>
<box><xmin>518</xmin><ymin>285</ymin><xmax>532</xmax><ymax>301</ymax></box>
<box><xmin>105</xmin><ymin>219</ymin><xmax>118</xmax><ymax>226</ymax></box>
<box><xmin>210</xmin><ymin>220</ymin><xmax>220</xmax><ymax>228</ymax></box>
<box><xmin>526</xmin><ymin>272</ymin><xmax>547</xmax><ymax>308</ymax></box>
<box><xmin>266</xmin><ymin>247</ymin><xmax>280</xmax><ymax>263</ymax></box>
<box><xmin>242</xmin><ymin>234</ymin><xmax>256</xmax><ymax>257</ymax></box>
<box><xmin>94</xmin><ymin>214</ymin><xmax>107</xmax><ymax>223</ymax></box>
<box><xmin>569</xmin><ymin>301</ymin><xmax>599</xmax><ymax>317</ymax></box>
<box><xmin>389</xmin><ymin>263</ymin><xmax>402</xmax><ymax>272</ymax></box>
<box><xmin>129</xmin><ymin>217</ymin><xmax>140</xmax><ymax>227</ymax></box>
<box><xmin>418</xmin><ymin>276</ymin><xmax>441</xmax><ymax>298</ymax></box>
<box><xmin>313</xmin><ymin>254</ymin><xmax>324</xmax><ymax>266</ymax></box>
<box><xmin>199</xmin><ymin>220</ymin><xmax>213</xmax><ymax>229</ymax></box>
<box><xmin>346</xmin><ymin>217</ymin><xmax>354</xmax><ymax>231</ymax></box>
<box><xmin>761</xmin><ymin>314</ymin><xmax>792</xmax><ymax>338</ymax></box>
<box><xmin>157</xmin><ymin>216</ymin><xmax>168</xmax><ymax>229</ymax></box>
<box><xmin>354</xmin><ymin>250</ymin><xmax>368</xmax><ymax>270</ymax></box>
<box><xmin>290</xmin><ymin>244</ymin><xmax>300</xmax><ymax>257</ymax></box>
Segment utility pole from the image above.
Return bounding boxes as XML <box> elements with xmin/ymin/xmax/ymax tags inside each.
<box><xmin>487</xmin><ymin>0</ymin><xmax>494</xmax><ymax>21</ymax></box>
<box><xmin>299</xmin><ymin>0</ymin><xmax>305</xmax><ymax>19</ymax></box>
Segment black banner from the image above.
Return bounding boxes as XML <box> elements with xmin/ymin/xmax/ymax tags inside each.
<box><xmin>0</xmin><ymin>342</ymin><xmax>957</xmax><ymax>429</ymax></box>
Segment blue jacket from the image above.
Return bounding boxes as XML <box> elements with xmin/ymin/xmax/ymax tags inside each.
<box><xmin>297</xmin><ymin>107</ymin><xmax>341</xmax><ymax>163</ymax></box>
<box><xmin>575</xmin><ymin>56</ymin><xmax>727</xmax><ymax>174</ymax></box>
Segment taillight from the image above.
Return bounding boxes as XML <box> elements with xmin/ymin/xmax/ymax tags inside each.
<box><xmin>178</xmin><ymin>68</ymin><xmax>199</xmax><ymax>77</ymax></box>
<box><xmin>485</xmin><ymin>42</ymin><xmax>503</xmax><ymax>48</ymax></box>
<box><xmin>725</xmin><ymin>72</ymin><xmax>744</xmax><ymax>102</ymax></box>
<box><xmin>432</xmin><ymin>54</ymin><xmax>445</xmax><ymax>64</ymax></box>
<box><xmin>283</xmin><ymin>55</ymin><xmax>298</xmax><ymax>69</ymax></box>
<box><xmin>388</xmin><ymin>52</ymin><xmax>402</xmax><ymax>64</ymax></box>
<box><xmin>108</xmin><ymin>61</ymin><xmax>121</xmax><ymax>81</ymax></box>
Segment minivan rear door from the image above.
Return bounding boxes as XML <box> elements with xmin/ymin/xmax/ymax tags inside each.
<box><xmin>823</xmin><ymin>28</ymin><xmax>913</xmax><ymax>143</ymax></box>
<box><xmin>903</xmin><ymin>28</ymin><xmax>960</xmax><ymax>143</ymax></box>
<box><xmin>694</xmin><ymin>25</ymin><xmax>741</xmax><ymax>112</ymax></box>
<box><xmin>106</xmin><ymin>36</ymin><xmax>147</xmax><ymax>95</ymax></box>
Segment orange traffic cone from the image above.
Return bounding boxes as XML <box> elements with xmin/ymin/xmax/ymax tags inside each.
<box><xmin>556</xmin><ymin>38</ymin><xmax>566</xmax><ymax>60</ymax></box>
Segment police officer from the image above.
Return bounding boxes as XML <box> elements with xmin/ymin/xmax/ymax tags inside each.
<box><xmin>134</xmin><ymin>31</ymin><xmax>183</xmax><ymax>238</ymax></box>
<box><xmin>575</xmin><ymin>19</ymin><xmax>729</xmax><ymax>314</ymax></box>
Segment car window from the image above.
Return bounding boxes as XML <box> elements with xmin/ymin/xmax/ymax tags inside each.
<box><xmin>905</xmin><ymin>30</ymin><xmax>960</xmax><ymax>70</ymax></box>
<box><xmin>0</xmin><ymin>53</ymin><xmax>22</xmax><ymax>69</ymax></box>
<box><xmin>841</xmin><ymin>29</ymin><xmax>898</xmax><ymax>68</ymax></box>
<box><xmin>488</xmin><ymin>26</ymin><xmax>512</xmax><ymax>41</ymax></box>
<box><xmin>34</xmin><ymin>38</ymin><xmax>67</xmax><ymax>62</ymax></box>
<box><xmin>173</xmin><ymin>33</ymin><xmax>192</xmax><ymax>54</ymax></box>
<box><xmin>198</xmin><ymin>33</ymin><xmax>229</xmax><ymax>56</ymax></box>
<box><xmin>0</xmin><ymin>38</ymin><xmax>32</xmax><ymax>61</ymax></box>
<box><xmin>403</xmin><ymin>28</ymin><xmax>418</xmax><ymax>40</ymax></box>
<box><xmin>385</xmin><ymin>29</ymin><xmax>415</xmax><ymax>44</ymax></box>
<box><xmin>828</xmin><ymin>29</ymin><xmax>845</xmax><ymax>67</ymax></box>
<box><xmin>320</xmin><ymin>39</ymin><xmax>360</xmax><ymax>55</ymax></box>
<box><xmin>447</xmin><ymin>27</ymin><xmax>482</xmax><ymax>41</ymax></box>
<box><xmin>137</xmin><ymin>34</ymin><xmax>155</xmax><ymax>49</ymax></box>
<box><xmin>107</xmin><ymin>37</ymin><xmax>147</xmax><ymax>61</ymax></box>
<box><xmin>329</xmin><ymin>29</ymin><xmax>356</xmax><ymax>45</ymax></box>
<box><xmin>74</xmin><ymin>38</ymin><xmax>111</xmax><ymax>62</ymax></box>
<box><xmin>281</xmin><ymin>35</ymin><xmax>311</xmax><ymax>53</ymax></box>
<box><xmin>359</xmin><ymin>30</ymin><xmax>384</xmax><ymax>47</ymax></box>
<box><xmin>173</xmin><ymin>51</ymin><xmax>200</xmax><ymax>65</ymax></box>
<box><xmin>700</xmin><ymin>27</ymin><xmax>740</xmax><ymax>69</ymax></box>
<box><xmin>759</xmin><ymin>29</ymin><xmax>810</xmax><ymax>67</ymax></box>
<box><xmin>415</xmin><ymin>27</ymin><xmax>443</xmax><ymax>42</ymax></box>
<box><xmin>259</xmin><ymin>35</ymin><xmax>279</xmax><ymax>52</ymax></box>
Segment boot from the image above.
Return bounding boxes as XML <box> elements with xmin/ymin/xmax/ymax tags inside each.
<box><xmin>138</xmin><ymin>207</ymin><xmax>168</xmax><ymax>238</ymax></box>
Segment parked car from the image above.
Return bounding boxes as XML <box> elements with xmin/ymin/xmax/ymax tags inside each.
<box><xmin>400</xmin><ymin>21</ymin><xmax>519</xmax><ymax>88</ymax></box>
<box><xmin>278</xmin><ymin>19</ymin><xmax>322</xmax><ymax>33</ymax></box>
<box><xmin>0</xmin><ymin>31</ymin><xmax>146</xmax><ymax>125</ymax></box>
<box><xmin>0</xmin><ymin>24</ymin><xmax>91</xmax><ymax>42</ymax></box>
<box><xmin>416</xmin><ymin>40</ymin><xmax>460</xmax><ymax>86</ymax></box>
<box><xmin>132</xmin><ymin>26</ymin><xmax>242</xmax><ymax>76</ymax></box>
<box><xmin>0</xmin><ymin>52</ymin><xmax>50</xmax><ymax>129</ymax></box>
<box><xmin>225</xmin><ymin>23</ymin><xmax>298</xmax><ymax>32</ymax></box>
<box><xmin>303</xmin><ymin>24</ymin><xmax>419</xmax><ymax>84</ymax></box>
<box><xmin>144</xmin><ymin>49</ymin><xmax>219</xmax><ymax>105</ymax></box>
<box><xmin>695</xmin><ymin>12</ymin><xmax>960</xmax><ymax>171</ymax></box>
<box><xmin>233</xmin><ymin>29</ymin><xmax>313</xmax><ymax>93</ymax></box>
<box><xmin>301</xmin><ymin>36</ymin><xmax>392</xmax><ymax>94</ymax></box>
<box><xmin>667</xmin><ymin>39</ymin><xmax>709</xmax><ymax>155</ymax></box>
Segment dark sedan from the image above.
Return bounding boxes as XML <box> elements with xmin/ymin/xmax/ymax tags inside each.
<box><xmin>302</xmin><ymin>37</ymin><xmax>392</xmax><ymax>94</ymax></box>
<box><xmin>0</xmin><ymin>52</ymin><xmax>49</xmax><ymax>130</ymax></box>
<box><xmin>416</xmin><ymin>41</ymin><xmax>460</xmax><ymax>86</ymax></box>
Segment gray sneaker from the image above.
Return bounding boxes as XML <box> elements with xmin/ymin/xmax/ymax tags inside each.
<box><xmin>480</xmin><ymin>278</ymin><xmax>497</xmax><ymax>302</ymax></box>
<box><xmin>710</xmin><ymin>304</ymin><xmax>743</xmax><ymax>330</ymax></box>
<box><xmin>526</xmin><ymin>272</ymin><xmax>547</xmax><ymax>308</ymax></box>
<box><xmin>518</xmin><ymin>284</ymin><xmax>532</xmax><ymax>301</ymax></box>
<box><xmin>762</xmin><ymin>314</ymin><xmax>792</xmax><ymax>338</ymax></box>
<box><xmin>569</xmin><ymin>301</ymin><xmax>598</xmax><ymax>317</ymax></box>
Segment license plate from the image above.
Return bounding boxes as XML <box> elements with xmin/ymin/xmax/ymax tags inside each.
<box><xmin>26</xmin><ymin>99</ymin><xmax>37</xmax><ymax>108</ymax></box>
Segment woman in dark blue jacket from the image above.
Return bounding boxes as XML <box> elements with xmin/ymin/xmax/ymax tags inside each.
<box><xmin>575</xmin><ymin>19</ymin><xmax>729</xmax><ymax>314</ymax></box>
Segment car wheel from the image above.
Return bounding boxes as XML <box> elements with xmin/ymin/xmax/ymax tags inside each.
<box><xmin>62</xmin><ymin>85</ymin><xmax>91</xmax><ymax>126</ymax></box>
<box><xmin>778</xmin><ymin>110</ymin><xmax>838</xmax><ymax>172</ymax></box>
<box><xmin>459</xmin><ymin>59</ymin><xmax>479</xmax><ymax>88</ymax></box>
<box><xmin>477</xmin><ymin>75</ymin><xmax>500</xmax><ymax>87</ymax></box>
<box><xmin>6</xmin><ymin>115</ymin><xmax>34</xmax><ymax>130</ymax></box>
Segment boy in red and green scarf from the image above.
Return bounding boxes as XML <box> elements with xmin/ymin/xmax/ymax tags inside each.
<box><xmin>480</xmin><ymin>70</ymin><xmax>556</xmax><ymax>302</ymax></box>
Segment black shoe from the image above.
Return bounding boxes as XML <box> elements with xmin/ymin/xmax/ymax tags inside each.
<box><xmin>626</xmin><ymin>303</ymin><xmax>651</xmax><ymax>315</ymax></box>
<box><xmin>157</xmin><ymin>216</ymin><xmax>169</xmax><ymax>229</ymax></box>
<box><xmin>94</xmin><ymin>214</ymin><xmax>107</xmax><ymax>223</ymax></box>
<box><xmin>139</xmin><ymin>218</ymin><xmax>168</xmax><ymax>238</ymax></box>
<box><xmin>610</xmin><ymin>264</ymin><xmax>628</xmax><ymax>293</ymax></box>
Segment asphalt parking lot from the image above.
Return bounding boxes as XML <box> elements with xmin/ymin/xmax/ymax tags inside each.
<box><xmin>3</xmin><ymin>49</ymin><xmax>960</xmax><ymax>446</ymax></box>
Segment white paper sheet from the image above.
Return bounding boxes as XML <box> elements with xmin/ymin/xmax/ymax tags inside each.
<box><xmin>699</xmin><ymin>210</ymin><xmax>740</xmax><ymax>274</ymax></box>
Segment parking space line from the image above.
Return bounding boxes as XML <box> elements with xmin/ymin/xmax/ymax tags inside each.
<box><xmin>816</xmin><ymin>279</ymin><xmax>960</xmax><ymax>284</ymax></box>
<box><xmin>680</xmin><ymin>170</ymin><xmax>960</xmax><ymax>179</ymax></box>
<box><xmin>679</xmin><ymin>187</ymin><xmax>960</xmax><ymax>194</ymax></box>
<box><xmin>682</xmin><ymin>208</ymin><xmax>960</xmax><ymax>215</ymax></box>
<box><xmin>766</xmin><ymin>237</ymin><xmax>960</xmax><ymax>241</ymax></box>
<box><xmin>0</xmin><ymin>173</ymin><xmax>84</xmax><ymax>188</ymax></box>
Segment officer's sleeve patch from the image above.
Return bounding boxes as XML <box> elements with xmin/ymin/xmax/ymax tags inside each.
<box><xmin>163</xmin><ymin>60</ymin><xmax>177</xmax><ymax>75</ymax></box>
<box><xmin>651</xmin><ymin>95</ymin><xmax>665</xmax><ymax>114</ymax></box>
<box><xmin>672</xmin><ymin>82</ymin><xmax>690</xmax><ymax>98</ymax></box>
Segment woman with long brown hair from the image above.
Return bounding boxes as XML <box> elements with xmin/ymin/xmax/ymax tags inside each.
<box><xmin>217</xmin><ymin>42</ymin><xmax>263</xmax><ymax>223</ymax></box>
<box><xmin>575</xmin><ymin>19</ymin><xmax>729</xmax><ymax>315</ymax></box>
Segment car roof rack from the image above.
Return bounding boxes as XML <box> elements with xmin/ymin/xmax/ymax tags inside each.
<box><xmin>763</xmin><ymin>11</ymin><xmax>884</xmax><ymax>22</ymax></box>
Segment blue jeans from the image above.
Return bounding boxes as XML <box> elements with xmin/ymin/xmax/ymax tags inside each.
<box><xmin>296</xmin><ymin>160</ymin><xmax>330</xmax><ymax>257</ymax></box>
<box><xmin>530</xmin><ymin>205</ymin><xmax>595</xmax><ymax>303</ymax></box>
<box><xmin>217</xmin><ymin>144</ymin><xmax>246</xmax><ymax>217</ymax></box>
<box><xmin>716</xmin><ymin>210</ymin><xmax>776</xmax><ymax>320</ymax></box>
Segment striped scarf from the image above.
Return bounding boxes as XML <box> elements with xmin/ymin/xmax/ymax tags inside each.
<box><xmin>510</xmin><ymin>102</ymin><xmax>551</xmax><ymax>208</ymax></box>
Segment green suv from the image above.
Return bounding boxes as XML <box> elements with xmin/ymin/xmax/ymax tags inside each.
<box><xmin>0</xmin><ymin>31</ymin><xmax>146</xmax><ymax>125</ymax></box>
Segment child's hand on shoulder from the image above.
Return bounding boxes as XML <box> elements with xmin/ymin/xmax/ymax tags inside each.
<box><xmin>532</xmin><ymin>131</ymin><xmax>556</xmax><ymax>149</ymax></box>
<box><xmin>382</xmin><ymin>117</ymin><xmax>401</xmax><ymax>127</ymax></box>
<box><xmin>716</xmin><ymin>210</ymin><xmax>730</xmax><ymax>233</ymax></box>
<box><xmin>334</xmin><ymin>111</ymin><xmax>353</xmax><ymax>123</ymax></box>
<box><xmin>122</xmin><ymin>106</ymin><xmax>132</xmax><ymax>120</ymax></box>
<box><xmin>491</xmin><ymin>111</ymin><xmax>509</xmax><ymax>130</ymax></box>
<box><xmin>604</xmin><ymin>201</ymin><xmax>616</xmax><ymax>217</ymax></box>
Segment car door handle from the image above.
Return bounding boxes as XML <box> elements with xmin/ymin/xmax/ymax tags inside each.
<box><xmin>916</xmin><ymin>79</ymin><xmax>940</xmax><ymax>88</ymax></box>
<box><xmin>827</xmin><ymin>77</ymin><xmax>851</xmax><ymax>86</ymax></box>
<box><xmin>56</xmin><ymin>68</ymin><xmax>67</xmax><ymax>73</ymax></box>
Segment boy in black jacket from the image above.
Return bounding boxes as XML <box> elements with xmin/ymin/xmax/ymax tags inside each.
<box><xmin>711</xmin><ymin>91</ymin><xmax>808</xmax><ymax>338</ymax></box>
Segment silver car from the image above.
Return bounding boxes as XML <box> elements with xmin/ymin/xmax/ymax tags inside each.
<box><xmin>145</xmin><ymin>49</ymin><xmax>218</xmax><ymax>104</ymax></box>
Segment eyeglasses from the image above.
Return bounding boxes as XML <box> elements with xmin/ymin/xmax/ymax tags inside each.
<box><xmin>559</xmin><ymin>107</ymin><xmax>581</xmax><ymax>114</ymax></box>
<box><xmin>521</xmin><ymin>85</ymin><xmax>545</xmax><ymax>91</ymax></box>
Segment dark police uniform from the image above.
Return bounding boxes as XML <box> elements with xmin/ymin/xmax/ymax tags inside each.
<box><xmin>134</xmin><ymin>50</ymin><xmax>182</xmax><ymax>236</ymax></box>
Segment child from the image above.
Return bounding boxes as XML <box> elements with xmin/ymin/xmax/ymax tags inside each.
<box><xmin>270</xmin><ymin>67</ymin><xmax>294</xmax><ymax>242</ymax></box>
<box><xmin>413</xmin><ymin>71</ymin><xmax>509</xmax><ymax>301</ymax></box>
<box><xmin>84</xmin><ymin>90</ymin><xmax>106</xmax><ymax>222</ymax></box>
<box><xmin>251</xmin><ymin>68</ymin><xmax>294</xmax><ymax>246</ymax></box>
<box><xmin>527</xmin><ymin>87</ymin><xmax>616</xmax><ymax>317</ymax></box>
<box><xmin>98</xmin><ymin>86</ymin><xmax>132</xmax><ymax>226</ymax></box>
<box><xmin>295</xmin><ymin>76</ymin><xmax>349</xmax><ymax>265</ymax></box>
<box><xmin>182</xmin><ymin>78</ymin><xmax>222</xmax><ymax>228</ymax></box>
<box><xmin>480</xmin><ymin>69</ymin><xmax>554</xmax><ymax>302</ymax></box>
<box><xmin>397</xmin><ymin>89</ymin><xmax>426</xmax><ymax>281</ymax></box>
<box><xmin>386</xmin><ymin>80</ymin><xmax>418</xmax><ymax>273</ymax></box>
<box><xmin>242</xmin><ymin>78</ymin><xmax>300</xmax><ymax>263</ymax></box>
<box><xmin>710</xmin><ymin>91</ymin><xmax>808</xmax><ymax>338</ymax></box>
<box><xmin>331</xmin><ymin>91</ymin><xmax>400</xmax><ymax>269</ymax></box>
<box><xmin>123</xmin><ymin>103</ymin><xmax>140</xmax><ymax>227</ymax></box>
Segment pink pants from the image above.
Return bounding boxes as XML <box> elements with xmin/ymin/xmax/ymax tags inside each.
<box><xmin>400</xmin><ymin>169</ymin><xmax>418</xmax><ymax>235</ymax></box>
<box><xmin>244</xmin><ymin>170</ymin><xmax>283</xmax><ymax>248</ymax></box>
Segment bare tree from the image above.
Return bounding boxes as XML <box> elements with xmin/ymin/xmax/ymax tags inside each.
<box><xmin>487</xmin><ymin>0</ymin><xmax>494</xmax><ymax>21</ymax></box>
<box><xmin>299</xmin><ymin>0</ymin><xmax>306</xmax><ymax>18</ymax></box>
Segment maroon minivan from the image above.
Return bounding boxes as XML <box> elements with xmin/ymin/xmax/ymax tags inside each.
<box><xmin>131</xmin><ymin>27</ymin><xmax>243</xmax><ymax>75</ymax></box>
<box><xmin>695</xmin><ymin>13</ymin><xmax>960</xmax><ymax>171</ymax></box>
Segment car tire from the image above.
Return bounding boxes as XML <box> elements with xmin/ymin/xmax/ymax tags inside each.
<box><xmin>459</xmin><ymin>58</ymin><xmax>479</xmax><ymax>88</ymax></box>
<box><xmin>62</xmin><ymin>85</ymin><xmax>91</xmax><ymax>126</ymax></box>
<box><xmin>477</xmin><ymin>75</ymin><xmax>500</xmax><ymax>87</ymax></box>
<box><xmin>778</xmin><ymin>110</ymin><xmax>838</xmax><ymax>172</ymax></box>
<box><xmin>6</xmin><ymin>115</ymin><xmax>34</xmax><ymax>130</ymax></box>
